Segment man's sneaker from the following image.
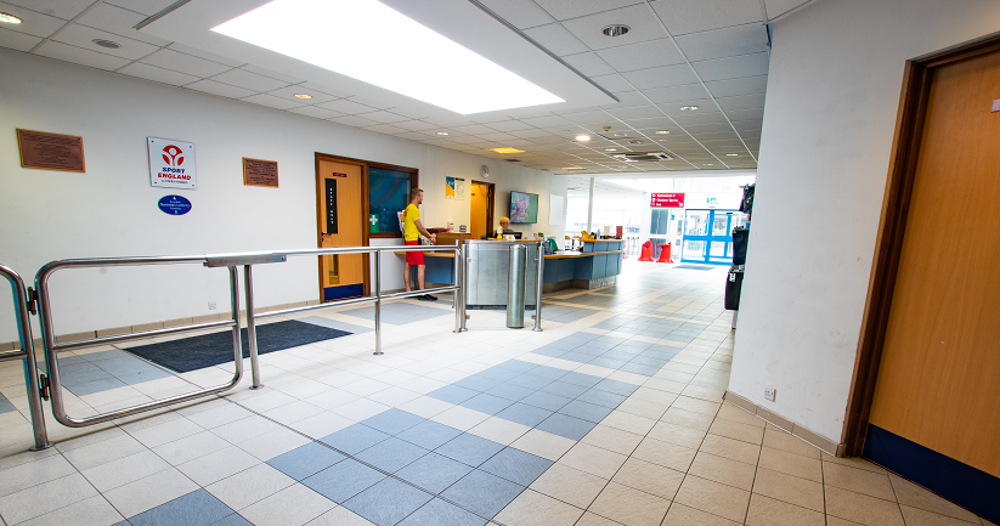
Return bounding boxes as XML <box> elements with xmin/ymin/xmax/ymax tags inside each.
<box><xmin>427</xmin><ymin>294</ymin><xmax>438</xmax><ymax>301</ymax></box>
<box><xmin>417</xmin><ymin>294</ymin><xmax>433</xmax><ymax>301</ymax></box>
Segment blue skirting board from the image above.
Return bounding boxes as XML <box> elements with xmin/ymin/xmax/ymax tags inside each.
<box><xmin>864</xmin><ymin>424</ymin><xmax>999</xmax><ymax>524</ymax></box>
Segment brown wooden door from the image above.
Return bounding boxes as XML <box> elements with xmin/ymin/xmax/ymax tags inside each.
<box><xmin>868</xmin><ymin>51</ymin><xmax>1000</xmax><ymax>477</ymax></box>
<box><xmin>470</xmin><ymin>181</ymin><xmax>494</xmax><ymax>240</ymax></box>
<box><xmin>316</xmin><ymin>157</ymin><xmax>366</xmax><ymax>300</ymax></box>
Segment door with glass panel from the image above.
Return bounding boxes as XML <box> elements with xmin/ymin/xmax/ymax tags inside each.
<box><xmin>681</xmin><ymin>209</ymin><xmax>743</xmax><ymax>265</ymax></box>
<box><xmin>316</xmin><ymin>157</ymin><xmax>366</xmax><ymax>300</ymax></box>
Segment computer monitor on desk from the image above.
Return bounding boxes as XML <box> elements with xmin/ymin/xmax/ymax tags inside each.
<box><xmin>509</xmin><ymin>231</ymin><xmax>523</xmax><ymax>239</ymax></box>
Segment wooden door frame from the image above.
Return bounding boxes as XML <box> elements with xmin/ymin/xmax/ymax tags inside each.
<box><xmin>314</xmin><ymin>153</ymin><xmax>419</xmax><ymax>301</ymax></box>
<box><xmin>843</xmin><ymin>34</ymin><xmax>1000</xmax><ymax>456</ymax></box>
<box><xmin>472</xmin><ymin>180</ymin><xmax>495</xmax><ymax>238</ymax></box>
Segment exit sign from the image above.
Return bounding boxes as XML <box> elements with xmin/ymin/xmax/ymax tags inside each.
<box><xmin>706</xmin><ymin>197</ymin><xmax>717</xmax><ymax>204</ymax></box>
<box><xmin>651</xmin><ymin>193</ymin><xmax>684</xmax><ymax>208</ymax></box>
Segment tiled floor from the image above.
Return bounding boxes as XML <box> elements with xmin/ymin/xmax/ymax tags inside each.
<box><xmin>0</xmin><ymin>261</ymin><xmax>994</xmax><ymax>526</ymax></box>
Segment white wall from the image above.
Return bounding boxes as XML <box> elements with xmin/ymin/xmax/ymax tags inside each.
<box><xmin>730</xmin><ymin>0</ymin><xmax>1000</xmax><ymax>442</ymax></box>
<box><xmin>0</xmin><ymin>49</ymin><xmax>565</xmax><ymax>342</ymax></box>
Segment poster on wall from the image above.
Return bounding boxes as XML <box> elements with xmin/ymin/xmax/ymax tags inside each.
<box><xmin>16</xmin><ymin>129</ymin><xmax>85</xmax><ymax>172</ymax></box>
<box><xmin>148</xmin><ymin>137</ymin><xmax>197</xmax><ymax>189</ymax></box>
<box><xmin>650</xmin><ymin>192</ymin><xmax>685</xmax><ymax>208</ymax></box>
<box><xmin>242</xmin><ymin>158</ymin><xmax>278</xmax><ymax>187</ymax></box>
<box><xmin>549</xmin><ymin>195</ymin><xmax>564</xmax><ymax>225</ymax></box>
<box><xmin>445</xmin><ymin>177</ymin><xmax>466</xmax><ymax>199</ymax></box>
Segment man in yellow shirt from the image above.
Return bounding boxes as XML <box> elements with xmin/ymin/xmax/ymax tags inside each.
<box><xmin>403</xmin><ymin>188</ymin><xmax>437</xmax><ymax>300</ymax></box>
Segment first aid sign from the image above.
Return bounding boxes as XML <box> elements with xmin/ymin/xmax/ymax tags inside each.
<box><xmin>148</xmin><ymin>137</ymin><xmax>197</xmax><ymax>189</ymax></box>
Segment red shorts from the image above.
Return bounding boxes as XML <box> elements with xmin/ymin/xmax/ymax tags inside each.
<box><xmin>405</xmin><ymin>240</ymin><xmax>424</xmax><ymax>265</ymax></box>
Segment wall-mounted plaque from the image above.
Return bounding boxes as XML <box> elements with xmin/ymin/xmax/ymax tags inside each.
<box><xmin>243</xmin><ymin>157</ymin><xmax>279</xmax><ymax>187</ymax></box>
<box><xmin>17</xmin><ymin>129</ymin><xmax>85</xmax><ymax>172</ymax></box>
<box><xmin>148</xmin><ymin>137</ymin><xmax>197</xmax><ymax>189</ymax></box>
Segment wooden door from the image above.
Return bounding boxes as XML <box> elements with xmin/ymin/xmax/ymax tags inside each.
<box><xmin>470</xmin><ymin>181</ymin><xmax>494</xmax><ymax>240</ymax></box>
<box><xmin>316</xmin><ymin>157</ymin><xmax>366</xmax><ymax>300</ymax></box>
<box><xmin>868</xmin><ymin>51</ymin><xmax>1000</xmax><ymax>477</ymax></box>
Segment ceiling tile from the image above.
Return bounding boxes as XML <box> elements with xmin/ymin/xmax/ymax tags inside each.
<box><xmin>716</xmin><ymin>93</ymin><xmax>766</xmax><ymax>111</ymax></box>
<box><xmin>287</xmin><ymin>105</ymin><xmax>345</xmax><ymax>120</ymax></box>
<box><xmin>621</xmin><ymin>63</ymin><xmax>699</xmax><ymax>90</ymax></box>
<box><xmin>556</xmin><ymin>109</ymin><xmax>614</xmax><ymax>126</ymax></box>
<box><xmin>239</xmin><ymin>64</ymin><xmax>305</xmax><ymax>84</ymax></box>
<box><xmin>478</xmin><ymin>120</ymin><xmax>533</xmax><ymax>132</ymax></box>
<box><xmin>104</xmin><ymin>0</ymin><xmax>178</xmax><ymax>17</ymax></box>
<box><xmin>652</xmin><ymin>0</ymin><xmax>763</xmax><ymax>36</ymax></box>
<box><xmin>704</xmin><ymin>75</ymin><xmax>768</xmax><ymax>98</ymax></box>
<box><xmin>509</xmin><ymin>128</ymin><xmax>556</xmax><ymax>139</ymax></box>
<box><xmin>560</xmin><ymin>51</ymin><xmax>615</xmax><ymax>76</ymax></box>
<box><xmin>142</xmin><ymin>48</ymin><xmax>234</xmax><ymax>77</ymax></box>
<box><xmin>675</xmin><ymin>23</ymin><xmax>768</xmax><ymax>62</ymax></box>
<box><xmin>0</xmin><ymin>26</ymin><xmax>42</xmax><ymax>51</ymax></box>
<box><xmin>343</xmin><ymin>95</ymin><xmax>395</xmax><ymax>111</ymax></box>
<box><xmin>241</xmin><ymin>93</ymin><xmax>304</xmax><ymax>110</ymax></box>
<box><xmin>604</xmin><ymin>105</ymin><xmax>663</xmax><ymax>121</ymax></box>
<box><xmin>395</xmin><ymin>131</ymin><xmax>436</xmax><ymax>141</ymax></box>
<box><xmin>3</xmin><ymin>0</ymin><xmax>92</xmax><ymax>20</ymax></box>
<box><xmin>595</xmin><ymin>38</ymin><xmax>686</xmax><ymax>72</ymax></box>
<box><xmin>364</xmin><ymin>123</ymin><xmax>409</xmax><ymax>135</ymax></box>
<box><xmin>330</xmin><ymin>115</ymin><xmax>379</xmax><ymax>128</ymax></box>
<box><xmin>475</xmin><ymin>0</ymin><xmax>556</xmax><ymax>29</ymax></box>
<box><xmin>523</xmin><ymin>23</ymin><xmax>588</xmax><ymax>56</ymax></box>
<box><xmin>211</xmin><ymin>68</ymin><xmax>289</xmax><ymax>92</ymax></box>
<box><xmin>356</xmin><ymin>110</ymin><xmax>409</xmax><ymax>124</ymax></box>
<box><xmin>589</xmin><ymin>73</ymin><xmax>635</xmax><ymax>93</ymax></box>
<box><xmin>166</xmin><ymin>43</ymin><xmax>244</xmax><ymax>68</ymax></box>
<box><xmin>52</xmin><ymin>23</ymin><xmax>160</xmax><ymax>61</ymax></box>
<box><xmin>0</xmin><ymin>2</ymin><xmax>65</xmax><ymax>38</ymax></box>
<box><xmin>643</xmin><ymin>82</ymin><xmax>712</xmax><ymax>105</ymax></box>
<box><xmin>296</xmin><ymin>81</ymin><xmax>352</xmax><ymax>99</ymax></box>
<box><xmin>679</xmin><ymin>122</ymin><xmax>735</xmax><ymax>133</ymax></box>
<box><xmin>477</xmin><ymin>132</ymin><xmax>520</xmax><ymax>142</ymax></box>
<box><xmin>450</xmin><ymin>123</ymin><xmax>499</xmax><ymax>135</ymax></box>
<box><xmin>315</xmin><ymin>99</ymin><xmax>379</xmax><ymax>115</ymax></box>
<box><xmin>118</xmin><ymin>62</ymin><xmax>199</xmax><ymax>86</ymax></box>
<box><xmin>691</xmin><ymin>51</ymin><xmax>770</xmax><ymax>82</ymax></box>
<box><xmin>184</xmin><ymin>79</ymin><xmax>256</xmax><ymax>99</ymax></box>
<box><xmin>604</xmin><ymin>90</ymin><xmax>650</xmax><ymax>106</ymax></box>
<box><xmin>722</xmin><ymin>107</ymin><xmax>766</xmax><ymax>122</ymax></box>
<box><xmin>266</xmin><ymin>85</ymin><xmax>339</xmax><ymax>105</ymax></box>
<box><xmin>391</xmin><ymin>120</ymin><xmax>440</xmax><ymax>132</ymax></box>
<box><xmin>33</xmin><ymin>41</ymin><xmax>131</xmax><ymax>71</ymax></box>
<box><xmin>560</xmin><ymin>3</ymin><xmax>668</xmax><ymax>51</ymax></box>
<box><xmin>75</xmin><ymin>3</ymin><xmax>171</xmax><ymax>46</ymax></box>
<box><xmin>533</xmin><ymin>0</ymin><xmax>645</xmax><ymax>21</ymax></box>
<box><xmin>763</xmin><ymin>0</ymin><xmax>811</xmax><ymax>20</ymax></box>
<box><xmin>517</xmin><ymin>115</ymin><xmax>565</xmax><ymax>128</ymax></box>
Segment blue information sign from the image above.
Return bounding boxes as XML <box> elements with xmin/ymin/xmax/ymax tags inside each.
<box><xmin>158</xmin><ymin>195</ymin><xmax>192</xmax><ymax>216</ymax></box>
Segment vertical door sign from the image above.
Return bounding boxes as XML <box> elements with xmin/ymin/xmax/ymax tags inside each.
<box><xmin>158</xmin><ymin>195</ymin><xmax>192</xmax><ymax>216</ymax></box>
<box><xmin>148</xmin><ymin>137</ymin><xmax>197</xmax><ymax>189</ymax></box>
<box><xmin>325</xmin><ymin>179</ymin><xmax>339</xmax><ymax>234</ymax></box>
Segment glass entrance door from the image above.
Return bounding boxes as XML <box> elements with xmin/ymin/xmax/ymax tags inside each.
<box><xmin>681</xmin><ymin>209</ymin><xmax>744</xmax><ymax>265</ymax></box>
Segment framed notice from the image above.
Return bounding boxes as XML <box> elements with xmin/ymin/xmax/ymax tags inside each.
<box><xmin>148</xmin><ymin>137</ymin><xmax>197</xmax><ymax>190</ymax></box>
<box><xmin>243</xmin><ymin>158</ymin><xmax>279</xmax><ymax>188</ymax></box>
<box><xmin>17</xmin><ymin>129</ymin><xmax>85</xmax><ymax>172</ymax></box>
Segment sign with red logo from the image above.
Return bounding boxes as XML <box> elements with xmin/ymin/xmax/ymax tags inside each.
<box><xmin>650</xmin><ymin>192</ymin><xmax>684</xmax><ymax>208</ymax></box>
<box><xmin>148</xmin><ymin>137</ymin><xmax>197</xmax><ymax>189</ymax></box>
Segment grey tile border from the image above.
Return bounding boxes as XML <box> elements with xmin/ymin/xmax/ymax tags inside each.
<box><xmin>723</xmin><ymin>390</ymin><xmax>842</xmax><ymax>456</ymax></box>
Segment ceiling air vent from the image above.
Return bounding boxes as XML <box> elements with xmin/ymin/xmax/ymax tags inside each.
<box><xmin>612</xmin><ymin>152</ymin><xmax>673</xmax><ymax>162</ymax></box>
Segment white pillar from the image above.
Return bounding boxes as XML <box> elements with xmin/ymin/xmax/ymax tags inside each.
<box><xmin>586</xmin><ymin>177</ymin><xmax>595</xmax><ymax>232</ymax></box>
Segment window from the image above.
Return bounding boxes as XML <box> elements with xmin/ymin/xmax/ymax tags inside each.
<box><xmin>368</xmin><ymin>167</ymin><xmax>414</xmax><ymax>236</ymax></box>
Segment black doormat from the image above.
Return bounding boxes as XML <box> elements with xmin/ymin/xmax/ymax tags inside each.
<box><xmin>123</xmin><ymin>320</ymin><xmax>351</xmax><ymax>373</ymax></box>
<box><xmin>674</xmin><ymin>264</ymin><xmax>716</xmax><ymax>271</ymax></box>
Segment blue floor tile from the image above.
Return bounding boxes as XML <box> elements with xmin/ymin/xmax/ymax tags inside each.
<box><xmin>428</xmin><ymin>385</ymin><xmax>479</xmax><ymax>405</ymax></box>
<box><xmin>478</xmin><ymin>448</ymin><xmax>553</xmax><ymax>486</ymax></box>
<box><xmin>398</xmin><ymin>498</ymin><xmax>488</xmax><ymax>526</ymax></box>
<box><xmin>519</xmin><ymin>391</ymin><xmax>573</xmax><ymax>412</ymax></box>
<box><xmin>593</xmin><ymin>379</ymin><xmax>640</xmax><ymax>396</ymax></box>
<box><xmin>495</xmin><ymin>403</ymin><xmax>553</xmax><ymax>428</ymax></box>
<box><xmin>355</xmin><ymin>437</ymin><xmax>428</xmax><ymax>473</ymax></box>
<box><xmin>559</xmin><ymin>351</ymin><xmax>597</xmax><ymax>363</ymax></box>
<box><xmin>575</xmin><ymin>388</ymin><xmax>628</xmax><ymax>409</ymax></box>
<box><xmin>587</xmin><ymin>357</ymin><xmax>630</xmax><ymax>369</ymax></box>
<box><xmin>535</xmin><ymin>413</ymin><xmax>597</xmax><ymax>441</ymax></box>
<box><xmin>630</xmin><ymin>355</ymin><xmax>671</xmax><ymax>367</ymax></box>
<box><xmin>558</xmin><ymin>400</ymin><xmax>615</xmax><ymax>423</ymax></box>
<box><xmin>441</xmin><ymin>470</ymin><xmax>525</xmax><ymax>518</ymax></box>
<box><xmin>303</xmin><ymin>458</ymin><xmax>386</xmax><ymax>502</ymax></box>
<box><xmin>540</xmin><ymin>381</ymin><xmax>589</xmax><ymax>398</ymax></box>
<box><xmin>128</xmin><ymin>490</ymin><xmax>234</xmax><ymax>526</ymax></box>
<box><xmin>267</xmin><ymin>442</ymin><xmax>346</xmax><ymax>481</ymax></box>
<box><xmin>495</xmin><ymin>360</ymin><xmax>537</xmax><ymax>373</ymax></box>
<box><xmin>397</xmin><ymin>420</ymin><xmax>463</xmax><ymax>450</ymax></box>
<box><xmin>527</xmin><ymin>366</ymin><xmax>568</xmax><ymax>381</ymax></box>
<box><xmin>559</xmin><ymin>371</ymin><xmax>603</xmax><ymax>388</ymax></box>
<box><xmin>394</xmin><ymin>452</ymin><xmax>474</xmax><ymax>494</ymax></box>
<box><xmin>208</xmin><ymin>514</ymin><xmax>252</xmax><ymax>526</ymax></box>
<box><xmin>434</xmin><ymin>433</ymin><xmax>505</xmax><ymax>468</ymax></box>
<box><xmin>452</xmin><ymin>376</ymin><xmax>501</xmax><ymax>393</ymax></box>
<box><xmin>507</xmin><ymin>374</ymin><xmax>551</xmax><ymax>390</ymax></box>
<box><xmin>618</xmin><ymin>362</ymin><xmax>661</xmax><ymax>376</ymax></box>
<box><xmin>530</xmin><ymin>347</ymin><xmax>567</xmax><ymax>358</ymax></box>
<box><xmin>460</xmin><ymin>393</ymin><xmax>514</xmax><ymax>415</ymax></box>
<box><xmin>0</xmin><ymin>393</ymin><xmax>14</xmax><ymax>414</ymax></box>
<box><xmin>485</xmin><ymin>383</ymin><xmax>534</xmax><ymax>402</ymax></box>
<box><xmin>361</xmin><ymin>409</ymin><xmax>426</xmax><ymax>435</ymax></box>
<box><xmin>319</xmin><ymin>423</ymin><xmax>391</xmax><ymax>455</ymax></box>
<box><xmin>476</xmin><ymin>368</ymin><xmax>520</xmax><ymax>382</ymax></box>
<box><xmin>342</xmin><ymin>477</ymin><xmax>433</xmax><ymax>526</ymax></box>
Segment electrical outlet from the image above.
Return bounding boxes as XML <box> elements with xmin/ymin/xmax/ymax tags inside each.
<box><xmin>764</xmin><ymin>388</ymin><xmax>776</xmax><ymax>402</ymax></box>
<box><xmin>207</xmin><ymin>301</ymin><xmax>217</xmax><ymax>310</ymax></box>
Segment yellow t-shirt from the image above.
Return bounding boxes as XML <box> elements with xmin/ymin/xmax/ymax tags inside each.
<box><xmin>403</xmin><ymin>203</ymin><xmax>420</xmax><ymax>241</ymax></box>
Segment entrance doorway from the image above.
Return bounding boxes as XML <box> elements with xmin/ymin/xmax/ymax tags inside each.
<box><xmin>316</xmin><ymin>156</ymin><xmax>366</xmax><ymax>300</ymax></box>
<box><xmin>681</xmin><ymin>209</ymin><xmax>744</xmax><ymax>265</ymax></box>
<box><xmin>470</xmin><ymin>180</ymin><xmax>494</xmax><ymax>240</ymax></box>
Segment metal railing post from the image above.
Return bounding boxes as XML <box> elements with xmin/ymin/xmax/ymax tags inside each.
<box><xmin>458</xmin><ymin>243</ymin><xmax>469</xmax><ymax>332</ymax></box>
<box><xmin>242</xmin><ymin>265</ymin><xmax>263</xmax><ymax>389</ymax></box>
<box><xmin>0</xmin><ymin>265</ymin><xmax>51</xmax><ymax>451</ymax></box>
<box><xmin>228</xmin><ymin>266</ymin><xmax>245</xmax><ymax>382</ymax></box>
<box><xmin>373</xmin><ymin>250</ymin><xmax>382</xmax><ymax>356</ymax></box>
<box><xmin>453</xmin><ymin>244</ymin><xmax>462</xmax><ymax>333</ymax></box>
<box><xmin>533</xmin><ymin>240</ymin><xmax>545</xmax><ymax>332</ymax></box>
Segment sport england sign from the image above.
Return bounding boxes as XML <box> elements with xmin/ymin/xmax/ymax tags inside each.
<box><xmin>148</xmin><ymin>137</ymin><xmax>197</xmax><ymax>189</ymax></box>
<box><xmin>650</xmin><ymin>192</ymin><xmax>684</xmax><ymax>208</ymax></box>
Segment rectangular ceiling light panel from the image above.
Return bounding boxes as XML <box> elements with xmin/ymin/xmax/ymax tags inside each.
<box><xmin>211</xmin><ymin>0</ymin><xmax>564</xmax><ymax>114</ymax></box>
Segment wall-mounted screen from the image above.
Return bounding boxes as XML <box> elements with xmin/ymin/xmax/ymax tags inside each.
<box><xmin>510</xmin><ymin>191</ymin><xmax>539</xmax><ymax>223</ymax></box>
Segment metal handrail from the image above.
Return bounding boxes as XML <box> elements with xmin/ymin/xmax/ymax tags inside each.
<box><xmin>0</xmin><ymin>264</ymin><xmax>51</xmax><ymax>450</ymax></box>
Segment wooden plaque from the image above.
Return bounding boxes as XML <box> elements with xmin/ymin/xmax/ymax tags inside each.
<box><xmin>17</xmin><ymin>129</ymin><xmax>85</xmax><ymax>172</ymax></box>
<box><xmin>242</xmin><ymin>157</ymin><xmax>279</xmax><ymax>187</ymax></box>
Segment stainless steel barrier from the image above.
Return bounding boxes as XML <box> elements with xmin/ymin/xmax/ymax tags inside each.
<box><xmin>0</xmin><ymin>264</ymin><xmax>52</xmax><ymax>450</ymax></box>
<box><xmin>533</xmin><ymin>241</ymin><xmax>544</xmax><ymax>332</ymax></box>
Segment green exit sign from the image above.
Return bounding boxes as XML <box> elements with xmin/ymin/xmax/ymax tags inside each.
<box><xmin>706</xmin><ymin>197</ymin><xmax>717</xmax><ymax>204</ymax></box>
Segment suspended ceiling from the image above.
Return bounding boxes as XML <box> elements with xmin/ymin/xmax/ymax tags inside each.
<box><xmin>0</xmin><ymin>0</ymin><xmax>818</xmax><ymax>175</ymax></box>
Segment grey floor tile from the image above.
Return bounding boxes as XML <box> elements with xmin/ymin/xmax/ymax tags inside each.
<box><xmin>342</xmin><ymin>477</ymin><xmax>433</xmax><ymax>526</ymax></box>
<box><xmin>535</xmin><ymin>413</ymin><xmax>596</xmax><ymax>441</ymax></box>
<box><xmin>394</xmin><ymin>452</ymin><xmax>473</xmax><ymax>494</ymax></box>
<box><xmin>267</xmin><ymin>442</ymin><xmax>346</xmax><ymax>481</ymax></box>
<box><xmin>593</xmin><ymin>379</ymin><xmax>639</xmax><ymax>396</ymax></box>
<box><xmin>434</xmin><ymin>434</ymin><xmax>505</xmax><ymax>468</ymax></box>
<box><xmin>127</xmin><ymin>489</ymin><xmax>233</xmax><ymax>526</ymax></box>
<box><xmin>209</xmin><ymin>514</ymin><xmax>252</xmax><ymax>525</ymax></box>
<box><xmin>319</xmin><ymin>423</ymin><xmax>390</xmax><ymax>455</ymax></box>
<box><xmin>485</xmin><ymin>383</ymin><xmax>534</xmax><ymax>402</ymax></box>
<box><xmin>540</xmin><ymin>381</ymin><xmax>589</xmax><ymax>399</ymax></box>
<box><xmin>495</xmin><ymin>403</ymin><xmax>553</xmax><ymax>428</ymax></box>
<box><xmin>428</xmin><ymin>385</ymin><xmax>479</xmax><ymax>405</ymax></box>
<box><xmin>355</xmin><ymin>437</ymin><xmax>428</xmax><ymax>473</ymax></box>
<box><xmin>520</xmin><ymin>391</ymin><xmax>573</xmax><ymax>412</ymax></box>
<box><xmin>575</xmin><ymin>388</ymin><xmax>627</xmax><ymax>409</ymax></box>
<box><xmin>441</xmin><ymin>470</ymin><xmax>525</xmax><ymax>518</ymax></box>
<box><xmin>398</xmin><ymin>498</ymin><xmax>487</xmax><ymax>526</ymax></box>
<box><xmin>558</xmin><ymin>400</ymin><xmax>615</xmax><ymax>423</ymax></box>
<box><xmin>0</xmin><ymin>393</ymin><xmax>14</xmax><ymax>414</ymax></box>
<box><xmin>478</xmin><ymin>448</ymin><xmax>552</xmax><ymax>486</ymax></box>
<box><xmin>397</xmin><ymin>421</ymin><xmax>463</xmax><ymax>451</ymax></box>
<box><xmin>361</xmin><ymin>409</ymin><xmax>426</xmax><ymax>435</ymax></box>
<box><xmin>303</xmin><ymin>459</ymin><xmax>386</xmax><ymax>503</ymax></box>
<box><xmin>460</xmin><ymin>394</ymin><xmax>514</xmax><ymax>415</ymax></box>
<box><xmin>297</xmin><ymin>316</ymin><xmax>372</xmax><ymax>334</ymax></box>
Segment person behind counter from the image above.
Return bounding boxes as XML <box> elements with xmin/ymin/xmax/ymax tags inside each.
<box><xmin>403</xmin><ymin>188</ymin><xmax>437</xmax><ymax>301</ymax></box>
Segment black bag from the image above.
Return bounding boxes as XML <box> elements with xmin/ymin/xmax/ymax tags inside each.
<box><xmin>732</xmin><ymin>227</ymin><xmax>749</xmax><ymax>266</ymax></box>
<box><xmin>725</xmin><ymin>266</ymin><xmax>744</xmax><ymax>310</ymax></box>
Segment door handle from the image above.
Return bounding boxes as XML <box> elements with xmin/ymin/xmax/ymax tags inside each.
<box><xmin>321</xmin><ymin>233</ymin><xmax>334</xmax><ymax>237</ymax></box>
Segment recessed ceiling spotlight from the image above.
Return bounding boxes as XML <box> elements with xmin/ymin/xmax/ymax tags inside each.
<box><xmin>576</xmin><ymin>135</ymin><xmax>591</xmax><ymax>141</ymax></box>
<box><xmin>561</xmin><ymin>166</ymin><xmax>585</xmax><ymax>170</ymax></box>
<box><xmin>488</xmin><ymin>147</ymin><xmax>525</xmax><ymax>154</ymax></box>
<box><xmin>0</xmin><ymin>12</ymin><xmax>22</xmax><ymax>24</ymax></box>
<box><xmin>679</xmin><ymin>106</ymin><xmax>699</xmax><ymax>111</ymax></box>
<box><xmin>92</xmin><ymin>39</ymin><xmax>121</xmax><ymax>49</ymax></box>
<box><xmin>294</xmin><ymin>93</ymin><xmax>313</xmax><ymax>99</ymax></box>
<box><xmin>655</xmin><ymin>130</ymin><xmax>670</xmax><ymax>135</ymax></box>
<box><xmin>627</xmin><ymin>140</ymin><xmax>642</xmax><ymax>145</ymax></box>
<box><xmin>602</xmin><ymin>24</ymin><xmax>630</xmax><ymax>37</ymax></box>
<box><xmin>703</xmin><ymin>163</ymin><xmax>714</xmax><ymax>166</ymax></box>
<box><xmin>726</xmin><ymin>153</ymin><xmax>739</xmax><ymax>157</ymax></box>
<box><xmin>436</xmin><ymin>131</ymin><xmax>450</xmax><ymax>136</ymax></box>
<box><xmin>605</xmin><ymin>148</ymin><xmax>617</xmax><ymax>152</ymax></box>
